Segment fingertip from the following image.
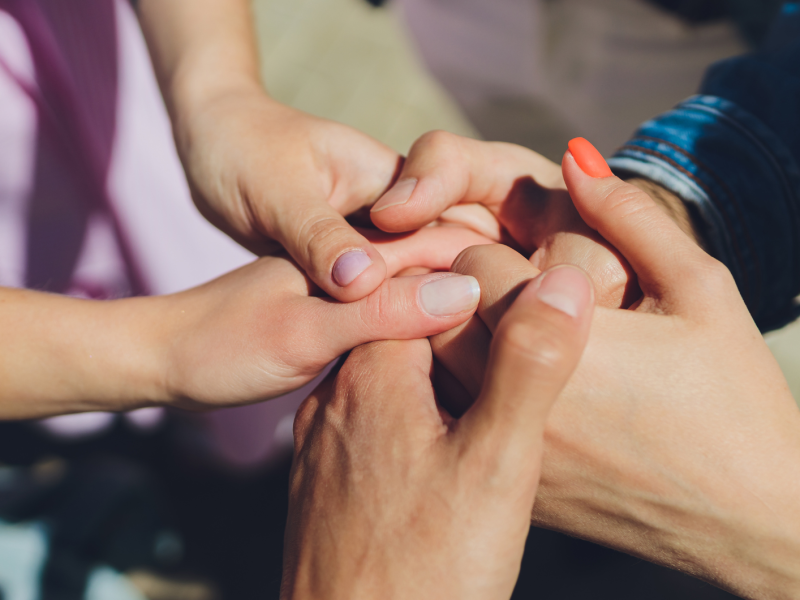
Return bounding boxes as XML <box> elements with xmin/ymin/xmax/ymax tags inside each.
<box><xmin>370</xmin><ymin>178</ymin><xmax>417</xmax><ymax>214</ymax></box>
<box><xmin>567</xmin><ymin>138</ymin><xmax>613</xmax><ymax>178</ymax></box>
<box><xmin>526</xmin><ymin>265</ymin><xmax>594</xmax><ymax>321</ymax></box>
<box><xmin>369</xmin><ymin>177</ymin><xmax>432</xmax><ymax>233</ymax></box>
<box><xmin>327</xmin><ymin>245</ymin><xmax>387</xmax><ymax>302</ymax></box>
<box><xmin>332</xmin><ymin>250</ymin><xmax>373</xmax><ymax>287</ymax></box>
<box><xmin>419</xmin><ymin>274</ymin><xmax>481</xmax><ymax>317</ymax></box>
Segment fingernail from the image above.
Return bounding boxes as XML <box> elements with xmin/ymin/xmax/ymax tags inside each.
<box><xmin>371</xmin><ymin>178</ymin><xmax>417</xmax><ymax>212</ymax></box>
<box><xmin>420</xmin><ymin>275</ymin><xmax>480</xmax><ymax>316</ymax></box>
<box><xmin>333</xmin><ymin>250</ymin><xmax>372</xmax><ymax>287</ymax></box>
<box><xmin>568</xmin><ymin>138</ymin><xmax>614</xmax><ymax>178</ymax></box>
<box><xmin>535</xmin><ymin>266</ymin><xmax>592</xmax><ymax>319</ymax></box>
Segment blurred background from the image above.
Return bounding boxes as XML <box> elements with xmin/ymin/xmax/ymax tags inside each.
<box><xmin>0</xmin><ymin>0</ymin><xmax>797</xmax><ymax>598</ymax></box>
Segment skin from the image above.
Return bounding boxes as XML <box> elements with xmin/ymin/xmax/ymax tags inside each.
<box><xmin>128</xmin><ymin>2</ymin><xmax>799</xmax><ymax>594</ymax></box>
<box><xmin>371</xmin><ymin>131</ymin><xmax>701</xmax><ymax>309</ymax></box>
<box><xmin>282</xmin><ymin>265</ymin><xmax>594</xmax><ymax>600</ymax></box>
<box><xmin>135</xmin><ymin>2</ymin><xmax>643</xmax><ymax>309</ymax></box>
<box><xmin>136</xmin><ymin>0</ymin><xmax>403</xmax><ymax>302</ymax></box>
<box><xmin>0</xmin><ymin>227</ymin><xmax>490</xmax><ymax>419</ymax></box>
<box><xmin>429</xmin><ymin>152</ymin><xmax>800</xmax><ymax>599</ymax></box>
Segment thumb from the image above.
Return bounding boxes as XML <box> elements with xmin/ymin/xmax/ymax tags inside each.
<box><xmin>457</xmin><ymin>265</ymin><xmax>593</xmax><ymax>455</ymax></box>
<box><xmin>269</xmin><ymin>195</ymin><xmax>388</xmax><ymax>303</ymax></box>
<box><xmin>318</xmin><ymin>273</ymin><xmax>481</xmax><ymax>356</ymax></box>
<box><xmin>562</xmin><ymin>138</ymin><xmax>706</xmax><ymax>302</ymax></box>
<box><xmin>369</xmin><ymin>131</ymin><xmax>473</xmax><ymax>233</ymax></box>
<box><xmin>369</xmin><ymin>131</ymin><xmax>548</xmax><ymax>237</ymax></box>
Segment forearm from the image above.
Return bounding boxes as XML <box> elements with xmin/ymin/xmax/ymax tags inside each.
<box><xmin>136</xmin><ymin>0</ymin><xmax>262</xmax><ymax>121</ymax></box>
<box><xmin>659</xmin><ymin>452</ymin><xmax>800</xmax><ymax>599</ymax></box>
<box><xmin>0</xmin><ymin>287</ymin><xmax>171</xmax><ymax>419</ymax></box>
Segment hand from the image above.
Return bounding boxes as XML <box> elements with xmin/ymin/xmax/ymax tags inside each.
<box><xmin>139</xmin><ymin>0</ymin><xmax>407</xmax><ymax>303</ymax></box>
<box><xmin>370</xmin><ymin>132</ymin><xmax>700</xmax><ymax>308</ymax></box>
<box><xmin>281</xmin><ymin>266</ymin><xmax>594</xmax><ymax>600</ymax></box>
<box><xmin>431</xmin><ymin>144</ymin><xmax>800</xmax><ymax>599</ymax></box>
<box><xmin>174</xmin><ymin>84</ymin><xmax>406</xmax><ymax>302</ymax></box>
<box><xmin>0</xmin><ymin>227</ymin><xmax>489</xmax><ymax>419</ymax></box>
<box><xmin>160</xmin><ymin>227</ymin><xmax>492</xmax><ymax>410</ymax></box>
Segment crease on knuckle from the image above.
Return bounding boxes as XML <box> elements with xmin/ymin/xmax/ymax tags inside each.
<box><xmin>496</xmin><ymin>318</ymin><xmax>572</xmax><ymax>373</ymax></box>
<box><xmin>296</xmin><ymin>214</ymin><xmax>354</xmax><ymax>266</ymax></box>
<box><xmin>603</xmin><ymin>186</ymin><xmax>660</xmax><ymax>226</ymax></box>
<box><xmin>357</xmin><ymin>283</ymin><xmax>402</xmax><ymax>334</ymax></box>
<box><xmin>451</xmin><ymin>245</ymin><xmax>483</xmax><ymax>276</ymax></box>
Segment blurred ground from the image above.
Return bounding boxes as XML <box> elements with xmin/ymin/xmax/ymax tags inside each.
<box><xmin>252</xmin><ymin>0</ymin><xmax>478</xmax><ymax>153</ymax></box>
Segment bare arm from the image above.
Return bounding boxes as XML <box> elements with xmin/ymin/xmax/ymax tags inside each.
<box><xmin>0</xmin><ymin>287</ymin><xmax>168</xmax><ymax>418</ymax></box>
<box><xmin>0</xmin><ymin>229</ymin><xmax>485</xmax><ymax>420</ymax></box>
<box><xmin>133</xmin><ymin>0</ymin><xmax>405</xmax><ymax>304</ymax></box>
<box><xmin>136</xmin><ymin>0</ymin><xmax>260</xmax><ymax>119</ymax></box>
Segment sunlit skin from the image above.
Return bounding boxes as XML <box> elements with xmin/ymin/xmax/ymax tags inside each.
<box><xmin>282</xmin><ymin>266</ymin><xmax>594</xmax><ymax>600</ymax></box>
<box><xmin>429</xmin><ymin>148</ymin><xmax>800</xmax><ymax>600</ymax></box>
<box><xmin>0</xmin><ymin>227</ymin><xmax>489</xmax><ymax>419</ymax></box>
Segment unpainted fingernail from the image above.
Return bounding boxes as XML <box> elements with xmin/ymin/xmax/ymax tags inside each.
<box><xmin>420</xmin><ymin>275</ymin><xmax>480</xmax><ymax>316</ymax></box>
<box><xmin>535</xmin><ymin>266</ymin><xmax>592</xmax><ymax>318</ymax></box>
<box><xmin>333</xmin><ymin>250</ymin><xmax>372</xmax><ymax>287</ymax></box>
<box><xmin>371</xmin><ymin>178</ymin><xmax>417</xmax><ymax>213</ymax></box>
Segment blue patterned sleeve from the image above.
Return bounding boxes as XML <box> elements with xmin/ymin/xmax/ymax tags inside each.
<box><xmin>607</xmin><ymin>1</ymin><xmax>800</xmax><ymax>332</ymax></box>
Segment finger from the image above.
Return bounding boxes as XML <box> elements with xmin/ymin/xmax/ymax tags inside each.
<box><xmin>457</xmin><ymin>266</ymin><xmax>594</xmax><ymax>455</ymax></box>
<box><xmin>437</xmin><ymin>204</ymin><xmax>502</xmax><ymax>241</ymax></box>
<box><xmin>430</xmin><ymin>315</ymin><xmax>491</xmax><ymax>400</ymax></box>
<box><xmin>369</xmin><ymin>131</ymin><xmax>560</xmax><ymax>235</ymax></box>
<box><xmin>314</xmin><ymin>273</ymin><xmax>481</xmax><ymax>357</ymax></box>
<box><xmin>530</xmin><ymin>230</ymin><xmax>639</xmax><ymax>308</ymax></box>
<box><xmin>361</xmin><ymin>226</ymin><xmax>495</xmax><ymax>277</ymax></box>
<box><xmin>562</xmin><ymin>138</ymin><xmax>707</xmax><ymax>304</ymax></box>
<box><xmin>329</xmin><ymin>339</ymin><xmax>442</xmax><ymax>431</ymax></box>
<box><xmin>451</xmin><ymin>244</ymin><xmax>541</xmax><ymax>333</ymax></box>
<box><xmin>431</xmin><ymin>245</ymin><xmax>539</xmax><ymax>413</ymax></box>
<box><xmin>268</xmin><ymin>196</ymin><xmax>388</xmax><ymax>303</ymax></box>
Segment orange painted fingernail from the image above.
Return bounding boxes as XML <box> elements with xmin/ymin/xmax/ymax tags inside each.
<box><xmin>568</xmin><ymin>138</ymin><xmax>614</xmax><ymax>178</ymax></box>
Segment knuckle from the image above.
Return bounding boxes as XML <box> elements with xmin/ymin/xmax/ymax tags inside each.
<box><xmin>327</xmin><ymin>342</ymin><xmax>407</xmax><ymax>414</ymax></box>
<box><xmin>357</xmin><ymin>282</ymin><xmax>400</xmax><ymax>333</ymax></box>
<box><xmin>496</xmin><ymin>317</ymin><xmax>574</xmax><ymax>373</ymax></box>
<box><xmin>451</xmin><ymin>245</ymin><xmax>484</xmax><ymax>275</ymax></box>
<box><xmin>691</xmin><ymin>255</ymin><xmax>737</xmax><ymax>297</ymax></box>
<box><xmin>451</xmin><ymin>244</ymin><xmax>517</xmax><ymax>276</ymax></box>
<box><xmin>603</xmin><ymin>185</ymin><xmax>659</xmax><ymax>223</ymax></box>
<box><xmin>340</xmin><ymin>342</ymin><xmax>396</xmax><ymax>389</ymax></box>
<box><xmin>296</xmin><ymin>214</ymin><xmax>355</xmax><ymax>266</ymax></box>
<box><xmin>414</xmin><ymin>130</ymin><xmax>459</xmax><ymax>156</ymax></box>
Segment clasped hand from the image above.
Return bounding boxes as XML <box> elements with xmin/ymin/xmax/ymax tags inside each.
<box><xmin>281</xmin><ymin>141</ymin><xmax>800</xmax><ymax>600</ymax></box>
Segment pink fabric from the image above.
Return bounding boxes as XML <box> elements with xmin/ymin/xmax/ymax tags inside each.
<box><xmin>0</xmin><ymin>0</ymin><xmax>307</xmax><ymax>468</ymax></box>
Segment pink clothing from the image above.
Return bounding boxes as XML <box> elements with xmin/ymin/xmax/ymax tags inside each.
<box><xmin>0</xmin><ymin>0</ymin><xmax>306</xmax><ymax>469</ymax></box>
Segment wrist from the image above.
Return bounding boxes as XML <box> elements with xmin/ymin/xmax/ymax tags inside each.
<box><xmin>137</xmin><ymin>0</ymin><xmax>263</xmax><ymax>126</ymax></box>
<box><xmin>167</xmin><ymin>57</ymin><xmax>264</xmax><ymax>130</ymax></box>
<box><xmin>103</xmin><ymin>296</ymin><xmax>177</xmax><ymax>410</ymax></box>
<box><xmin>0</xmin><ymin>290</ymin><xmax>173</xmax><ymax>418</ymax></box>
